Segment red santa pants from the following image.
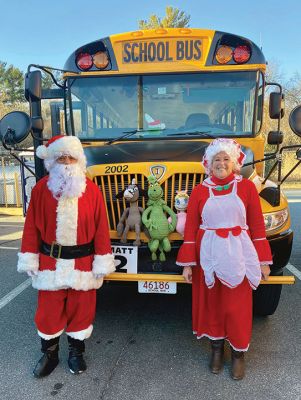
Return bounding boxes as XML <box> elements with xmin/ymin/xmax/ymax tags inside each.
<box><xmin>192</xmin><ymin>267</ymin><xmax>253</xmax><ymax>351</ymax></box>
<box><xmin>35</xmin><ymin>289</ymin><xmax>96</xmax><ymax>340</ymax></box>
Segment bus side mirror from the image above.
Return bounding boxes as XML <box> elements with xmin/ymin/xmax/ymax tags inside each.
<box><xmin>25</xmin><ymin>70</ymin><xmax>42</xmax><ymax>102</ymax></box>
<box><xmin>267</xmin><ymin>131</ymin><xmax>283</xmax><ymax>145</ymax></box>
<box><xmin>289</xmin><ymin>105</ymin><xmax>301</xmax><ymax>138</ymax></box>
<box><xmin>0</xmin><ymin>111</ymin><xmax>32</xmax><ymax>145</ymax></box>
<box><xmin>269</xmin><ymin>92</ymin><xmax>284</xmax><ymax>119</ymax></box>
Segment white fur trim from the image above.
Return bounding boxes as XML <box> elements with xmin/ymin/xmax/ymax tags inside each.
<box><xmin>66</xmin><ymin>324</ymin><xmax>93</xmax><ymax>340</ymax></box>
<box><xmin>194</xmin><ymin>333</ymin><xmax>250</xmax><ymax>352</ymax></box>
<box><xmin>17</xmin><ymin>252</ymin><xmax>39</xmax><ymax>273</ymax></box>
<box><xmin>176</xmin><ymin>261</ymin><xmax>197</xmax><ymax>267</ymax></box>
<box><xmin>30</xmin><ymin>197</ymin><xmax>107</xmax><ymax>290</ymax></box>
<box><xmin>47</xmin><ymin>136</ymin><xmax>84</xmax><ymax>160</ymax></box>
<box><xmin>38</xmin><ymin>328</ymin><xmax>64</xmax><ymax>340</ymax></box>
<box><xmin>92</xmin><ymin>254</ymin><xmax>116</xmax><ymax>276</ymax></box>
<box><xmin>42</xmin><ymin>136</ymin><xmax>87</xmax><ymax>172</ymax></box>
<box><xmin>36</xmin><ymin>145</ymin><xmax>48</xmax><ymax>159</ymax></box>
<box><xmin>32</xmin><ymin>267</ymin><xmax>104</xmax><ymax>291</ymax></box>
<box><xmin>56</xmin><ymin>197</ymin><xmax>78</xmax><ymax>245</ymax></box>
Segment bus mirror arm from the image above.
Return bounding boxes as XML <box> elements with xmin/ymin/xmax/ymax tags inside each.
<box><xmin>27</xmin><ymin>64</ymin><xmax>80</xmax><ymax>90</ymax></box>
<box><xmin>243</xmin><ymin>153</ymin><xmax>277</xmax><ymax>168</ymax></box>
<box><xmin>277</xmin><ymin>145</ymin><xmax>301</xmax><ymax>185</ymax></box>
<box><xmin>244</xmin><ymin>144</ymin><xmax>301</xmax><ymax>188</ymax></box>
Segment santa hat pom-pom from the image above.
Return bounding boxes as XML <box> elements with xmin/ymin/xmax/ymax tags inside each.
<box><xmin>36</xmin><ymin>145</ymin><xmax>48</xmax><ymax>159</ymax></box>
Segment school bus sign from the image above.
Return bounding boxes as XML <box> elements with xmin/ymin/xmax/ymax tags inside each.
<box><xmin>121</xmin><ymin>39</ymin><xmax>203</xmax><ymax>64</ymax></box>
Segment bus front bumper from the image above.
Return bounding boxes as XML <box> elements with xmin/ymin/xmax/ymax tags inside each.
<box><xmin>268</xmin><ymin>229</ymin><xmax>293</xmax><ymax>271</ymax></box>
<box><xmin>104</xmin><ymin>273</ymin><xmax>295</xmax><ymax>285</ymax></box>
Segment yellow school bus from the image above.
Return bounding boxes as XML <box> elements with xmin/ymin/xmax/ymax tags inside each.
<box><xmin>2</xmin><ymin>28</ymin><xmax>298</xmax><ymax>315</ymax></box>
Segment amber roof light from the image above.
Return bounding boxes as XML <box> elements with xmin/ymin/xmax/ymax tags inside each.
<box><xmin>93</xmin><ymin>51</ymin><xmax>109</xmax><ymax>69</ymax></box>
<box><xmin>216</xmin><ymin>45</ymin><xmax>233</xmax><ymax>64</ymax></box>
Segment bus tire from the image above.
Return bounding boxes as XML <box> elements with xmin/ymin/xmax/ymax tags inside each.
<box><xmin>252</xmin><ymin>272</ymin><xmax>283</xmax><ymax>316</ymax></box>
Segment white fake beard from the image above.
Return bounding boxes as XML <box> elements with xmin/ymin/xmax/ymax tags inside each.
<box><xmin>47</xmin><ymin>163</ymin><xmax>86</xmax><ymax>199</ymax></box>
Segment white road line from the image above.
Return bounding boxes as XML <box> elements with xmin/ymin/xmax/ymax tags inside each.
<box><xmin>0</xmin><ymin>246</ymin><xmax>19</xmax><ymax>250</ymax></box>
<box><xmin>0</xmin><ymin>278</ymin><xmax>31</xmax><ymax>310</ymax></box>
<box><xmin>286</xmin><ymin>263</ymin><xmax>301</xmax><ymax>281</ymax></box>
<box><xmin>287</xmin><ymin>199</ymin><xmax>301</xmax><ymax>203</ymax></box>
<box><xmin>0</xmin><ymin>224</ymin><xmax>24</xmax><ymax>227</ymax></box>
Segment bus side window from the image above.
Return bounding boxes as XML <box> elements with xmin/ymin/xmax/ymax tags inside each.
<box><xmin>73</xmin><ymin>109</ymin><xmax>83</xmax><ymax>136</ymax></box>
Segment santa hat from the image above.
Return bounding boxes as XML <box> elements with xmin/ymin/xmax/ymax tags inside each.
<box><xmin>36</xmin><ymin>135</ymin><xmax>86</xmax><ymax>171</ymax></box>
<box><xmin>202</xmin><ymin>138</ymin><xmax>246</xmax><ymax>175</ymax></box>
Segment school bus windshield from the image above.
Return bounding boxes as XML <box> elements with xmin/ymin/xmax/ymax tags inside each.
<box><xmin>68</xmin><ymin>71</ymin><xmax>261</xmax><ymax>140</ymax></box>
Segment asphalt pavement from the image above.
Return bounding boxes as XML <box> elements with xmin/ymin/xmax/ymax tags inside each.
<box><xmin>0</xmin><ymin>194</ymin><xmax>300</xmax><ymax>400</ymax></box>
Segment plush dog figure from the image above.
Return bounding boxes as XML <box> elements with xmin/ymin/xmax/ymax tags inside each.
<box><xmin>116</xmin><ymin>179</ymin><xmax>145</xmax><ymax>246</ymax></box>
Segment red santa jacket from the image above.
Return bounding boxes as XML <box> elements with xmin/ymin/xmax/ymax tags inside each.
<box><xmin>176</xmin><ymin>173</ymin><xmax>273</xmax><ymax>267</ymax></box>
<box><xmin>17</xmin><ymin>176</ymin><xmax>115</xmax><ymax>291</ymax></box>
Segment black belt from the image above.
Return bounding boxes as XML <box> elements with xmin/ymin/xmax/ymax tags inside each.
<box><xmin>40</xmin><ymin>240</ymin><xmax>94</xmax><ymax>259</ymax></box>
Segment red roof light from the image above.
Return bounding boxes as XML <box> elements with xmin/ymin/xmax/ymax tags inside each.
<box><xmin>233</xmin><ymin>45</ymin><xmax>251</xmax><ymax>64</ymax></box>
<box><xmin>76</xmin><ymin>53</ymin><xmax>93</xmax><ymax>70</ymax></box>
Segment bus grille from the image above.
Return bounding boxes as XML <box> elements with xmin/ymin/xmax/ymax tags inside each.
<box><xmin>94</xmin><ymin>173</ymin><xmax>204</xmax><ymax>231</ymax></box>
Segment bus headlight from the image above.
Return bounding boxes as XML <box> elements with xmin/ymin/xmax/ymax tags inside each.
<box><xmin>263</xmin><ymin>208</ymin><xmax>289</xmax><ymax>232</ymax></box>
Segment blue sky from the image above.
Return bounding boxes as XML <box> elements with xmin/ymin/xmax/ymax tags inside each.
<box><xmin>0</xmin><ymin>0</ymin><xmax>299</xmax><ymax>79</ymax></box>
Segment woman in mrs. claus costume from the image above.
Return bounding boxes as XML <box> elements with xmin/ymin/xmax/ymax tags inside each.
<box><xmin>176</xmin><ymin>138</ymin><xmax>272</xmax><ymax>380</ymax></box>
<box><xmin>17</xmin><ymin>135</ymin><xmax>115</xmax><ymax>378</ymax></box>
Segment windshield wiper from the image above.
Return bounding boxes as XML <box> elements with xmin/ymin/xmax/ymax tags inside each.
<box><xmin>167</xmin><ymin>131</ymin><xmax>215</xmax><ymax>138</ymax></box>
<box><xmin>106</xmin><ymin>128</ymin><xmax>165</xmax><ymax>145</ymax></box>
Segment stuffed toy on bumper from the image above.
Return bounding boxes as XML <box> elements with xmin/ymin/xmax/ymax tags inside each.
<box><xmin>115</xmin><ymin>179</ymin><xmax>145</xmax><ymax>246</ymax></box>
<box><xmin>142</xmin><ymin>176</ymin><xmax>176</xmax><ymax>261</ymax></box>
<box><xmin>173</xmin><ymin>190</ymin><xmax>189</xmax><ymax>237</ymax></box>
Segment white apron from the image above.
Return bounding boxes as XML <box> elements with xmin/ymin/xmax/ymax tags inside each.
<box><xmin>200</xmin><ymin>180</ymin><xmax>261</xmax><ymax>290</ymax></box>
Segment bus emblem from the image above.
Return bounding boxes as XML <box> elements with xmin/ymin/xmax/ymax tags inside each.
<box><xmin>150</xmin><ymin>165</ymin><xmax>166</xmax><ymax>181</ymax></box>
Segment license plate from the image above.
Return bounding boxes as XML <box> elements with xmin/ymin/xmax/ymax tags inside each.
<box><xmin>138</xmin><ymin>281</ymin><xmax>177</xmax><ymax>294</ymax></box>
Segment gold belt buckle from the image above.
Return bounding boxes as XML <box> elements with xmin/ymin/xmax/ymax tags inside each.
<box><xmin>50</xmin><ymin>241</ymin><xmax>62</xmax><ymax>259</ymax></box>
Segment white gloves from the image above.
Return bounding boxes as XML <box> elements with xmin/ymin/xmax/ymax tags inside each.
<box><xmin>93</xmin><ymin>273</ymin><xmax>105</xmax><ymax>280</ymax></box>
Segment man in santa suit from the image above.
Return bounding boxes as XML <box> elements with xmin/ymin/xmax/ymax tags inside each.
<box><xmin>17</xmin><ymin>135</ymin><xmax>115</xmax><ymax>378</ymax></box>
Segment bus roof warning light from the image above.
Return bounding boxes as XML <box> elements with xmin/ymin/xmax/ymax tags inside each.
<box><xmin>233</xmin><ymin>45</ymin><xmax>251</xmax><ymax>64</ymax></box>
<box><xmin>215</xmin><ymin>45</ymin><xmax>233</xmax><ymax>64</ymax></box>
<box><xmin>76</xmin><ymin>53</ymin><xmax>93</xmax><ymax>70</ymax></box>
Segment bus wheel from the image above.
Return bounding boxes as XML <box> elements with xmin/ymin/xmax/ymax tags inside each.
<box><xmin>252</xmin><ymin>272</ymin><xmax>283</xmax><ymax>316</ymax></box>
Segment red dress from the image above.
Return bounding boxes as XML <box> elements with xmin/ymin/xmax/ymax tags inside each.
<box><xmin>176</xmin><ymin>173</ymin><xmax>272</xmax><ymax>351</ymax></box>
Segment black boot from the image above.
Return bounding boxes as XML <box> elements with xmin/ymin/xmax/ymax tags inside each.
<box><xmin>209</xmin><ymin>339</ymin><xmax>224</xmax><ymax>374</ymax></box>
<box><xmin>67</xmin><ymin>336</ymin><xmax>87</xmax><ymax>375</ymax></box>
<box><xmin>231</xmin><ymin>348</ymin><xmax>245</xmax><ymax>380</ymax></box>
<box><xmin>33</xmin><ymin>337</ymin><xmax>60</xmax><ymax>378</ymax></box>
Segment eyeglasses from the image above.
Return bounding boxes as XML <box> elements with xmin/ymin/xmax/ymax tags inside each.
<box><xmin>56</xmin><ymin>155</ymin><xmax>77</xmax><ymax>162</ymax></box>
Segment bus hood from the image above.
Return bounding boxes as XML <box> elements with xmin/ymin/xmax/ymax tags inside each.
<box><xmin>84</xmin><ymin>140</ymin><xmax>254</xmax><ymax>177</ymax></box>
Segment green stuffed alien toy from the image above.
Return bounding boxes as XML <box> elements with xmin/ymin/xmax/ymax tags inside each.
<box><xmin>142</xmin><ymin>175</ymin><xmax>177</xmax><ymax>261</ymax></box>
